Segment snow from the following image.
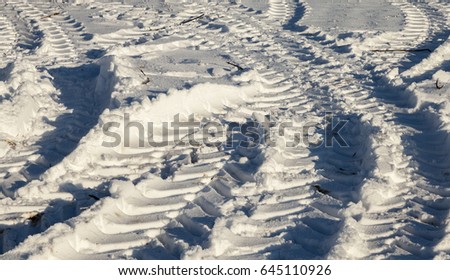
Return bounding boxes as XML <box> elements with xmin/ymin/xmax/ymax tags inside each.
<box><xmin>1</xmin><ymin>0</ymin><xmax>450</xmax><ymax>260</ymax></box>
<box><xmin>303</xmin><ymin>0</ymin><xmax>404</xmax><ymax>33</ymax></box>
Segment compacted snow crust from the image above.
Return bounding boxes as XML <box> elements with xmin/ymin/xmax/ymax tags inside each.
<box><xmin>1</xmin><ymin>0</ymin><xmax>450</xmax><ymax>260</ymax></box>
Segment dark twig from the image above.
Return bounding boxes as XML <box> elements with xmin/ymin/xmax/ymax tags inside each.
<box><xmin>436</xmin><ymin>79</ymin><xmax>444</xmax><ymax>89</ymax></box>
<box><xmin>139</xmin><ymin>69</ymin><xmax>150</xmax><ymax>85</ymax></box>
<box><xmin>226</xmin><ymin>61</ymin><xmax>244</xmax><ymax>71</ymax></box>
<box><xmin>371</xmin><ymin>48</ymin><xmax>432</xmax><ymax>53</ymax></box>
<box><xmin>172</xmin><ymin>129</ymin><xmax>201</xmax><ymax>149</ymax></box>
<box><xmin>148</xmin><ymin>26</ymin><xmax>167</xmax><ymax>32</ymax></box>
<box><xmin>41</xmin><ymin>12</ymin><xmax>61</xmax><ymax>20</ymax></box>
<box><xmin>180</xmin><ymin>14</ymin><xmax>205</xmax><ymax>25</ymax></box>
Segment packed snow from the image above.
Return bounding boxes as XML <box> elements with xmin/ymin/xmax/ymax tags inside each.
<box><xmin>1</xmin><ymin>0</ymin><xmax>450</xmax><ymax>260</ymax></box>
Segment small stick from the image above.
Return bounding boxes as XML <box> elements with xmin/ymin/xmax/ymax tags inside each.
<box><xmin>180</xmin><ymin>13</ymin><xmax>205</xmax><ymax>25</ymax></box>
<box><xmin>371</xmin><ymin>48</ymin><xmax>432</xmax><ymax>53</ymax></box>
<box><xmin>172</xmin><ymin>129</ymin><xmax>201</xmax><ymax>149</ymax></box>
<box><xmin>148</xmin><ymin>26</ymin><xmax>167</xmax><ymax>32</ymax></box>
<box><xmin>226</xmin><ymin>61</ymin><xmax>244</xmax><ymax>71</ymax></box>
<box><xmin>139</xmin><ymin>69</ymin><xmax>150</xmax><ymax>85</ymax></box>
<box><xmin>41</xmin><ymin>12</ymin><xmax>61</xmax><ymax>20</ymax></box>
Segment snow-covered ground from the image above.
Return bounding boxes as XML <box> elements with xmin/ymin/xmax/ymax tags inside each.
<box><xmin>1</xmin><ymin>0</ymin><xmax>450</xmax><ymax>259</ymax></box>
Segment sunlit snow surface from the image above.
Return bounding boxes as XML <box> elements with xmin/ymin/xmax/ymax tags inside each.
<box><xmin>303</xmin><ymin>0</ymin><xmax>404</xmax><ymax>32</ymax></box>
<box><xmin>1</xmin><ymin>0</ymin><xmax>450</xmax><ymax>260</ymax></box>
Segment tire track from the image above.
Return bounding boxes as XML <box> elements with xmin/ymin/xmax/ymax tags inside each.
<box><xmin>266</xmin><ymin>0</ymin><xmax>296</xmax><ymax>24</ymax></box>
<box><xmin>0</xmin><ymin>0</ymin><xmax>109</xmax><ymax>193</ymax></box>
<box><xmin>171</xmin><ymin>2</ymin><xmax>378</xmax><ymax>259</ymax></box>
<box><xmin>0</xmin><ymin>60</ymin><xmax>112</xmax><ymax>254</ymax></box>
<box><xmin>0</xmin><ymin>2</ymin><xmax>120</xmax><ymax>255</ymax></box>
<box><xmin>261</xmin><ymin>0</ymin><xmax>450</xmax><ymax>259</ymax></box>
<box><xmin>86</xmin><ymin>3</ymin><xmax>159</xmax><ymax>50</ymax></box>
<box><xmin>401</xmin><ymin>2</ymin><xmax>450</xmax><ymax>81</ymax></box>
<box><xmin>11</xmin><ymin>2</ymin><xmax>78</xmax><ymax>65</ymax></box>
<box><xmin>322</xmin><ymin>2</ymin><xmax>450</xmax><ymax>259</ymax></box>
<box><xmin>0</xmin><ymin>9</ymin><xmax>16</xmax><ymax>65</ymax></box>
<box><xmin>0</xmin><ymin>3</ymin><xmax>207</xmax><ymax>257</ymax></box>
<box><xmin>0</xmin><ymin>1</ymin><xmax>107</xmax><ymax>200</ymax></box>
<box><xmin>0</xmin><ymin>3</ymin><xmax>51</xmax><ymax>200</ymax></box>
<box><xmin>354</xmin><ymin>2</ymin><xmax>450</xmax><ymax>77</ymax></box>
<box><xmin>119</xmin><ymin>4</ymin><xmax>306</xmax><ymax>257</ymax></box>
<box><xmin>244</xmin><ymin>1</ymin><xmax>448</xmax><ymax>259</ymax></box>
<box><xmin>0</xmin><ymin>5</ymin><xmax>235</xmax><ymax>256</ymax></box>
<box><xmin>348</xmin><ymin>2</ymin><xmax>450</xmax><ymax>259</ymax></box>
<box><xmin>35</xmin><ymin>3</ymin><xmax>94</xmax><ymax>55</ymax></box>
